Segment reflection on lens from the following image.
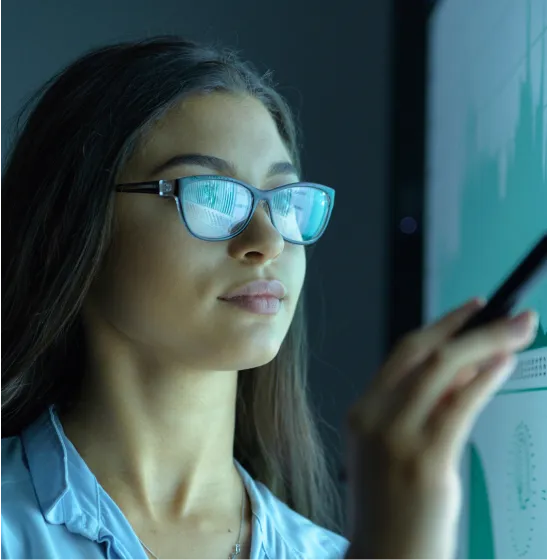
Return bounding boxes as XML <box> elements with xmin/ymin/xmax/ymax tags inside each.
<box><xmin>182</xmin><ymin>179</ymin><xmax>251</xmax><ymax>239</ymax></box>
<box><xmin>271</xmin><ymin>186</ymin><xmax>330</xmax><ymax>243</ymax></box>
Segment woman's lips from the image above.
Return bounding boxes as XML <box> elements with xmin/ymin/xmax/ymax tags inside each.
<box><xmin>220</xmin><ymin>295</ymin><xmax>282</xmax><ymax>315</ymax></box>
<box><xmin>218</xmin><ymin>280</ymin><xmax>286</xmax><ymax>315</ymax></box>
<box><xmin>219</xmin><ymin>279</ymin><xmax>286</xmax><ymax>299</ymax></box>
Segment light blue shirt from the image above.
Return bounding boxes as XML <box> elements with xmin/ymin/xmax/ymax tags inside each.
<box><xmin>1</xmin><ymin>406</ymin><xmax>350</xmax><ymax>559</ymax></box>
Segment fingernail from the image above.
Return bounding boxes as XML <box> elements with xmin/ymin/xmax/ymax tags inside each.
<box><xmin>508</xmin><ymin>312</ymin><xmax>539</xmax><ymax>341</ymax></box>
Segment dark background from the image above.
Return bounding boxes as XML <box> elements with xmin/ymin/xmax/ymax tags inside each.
<box><xmin>2</xmin><ymin>0</ymin><xmax>430</xmax><ymax>518</ymax></box>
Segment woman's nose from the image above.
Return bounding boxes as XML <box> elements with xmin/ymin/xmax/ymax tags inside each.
<box><xmin>227</xmin><ymin>201</ymin><xmax>285</xmax><ymax>264</ymax></box>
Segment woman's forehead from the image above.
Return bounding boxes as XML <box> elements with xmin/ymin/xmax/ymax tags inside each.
<box><xmin>130</xmin><ymin>92</ymin><xmax>293</xmax><ymax>180</ymax></box>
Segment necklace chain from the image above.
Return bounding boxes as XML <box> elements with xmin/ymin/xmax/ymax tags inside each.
<box><xmin>138</xmin><ymin>483</ymin><xmax>246</xmax><ymax>560</ymax></box>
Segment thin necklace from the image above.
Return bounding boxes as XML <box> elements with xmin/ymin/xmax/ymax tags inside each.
<box><xmin>138</xmin><ymin>483</ymin><xmax>246</xmax><ymax>560</ymax></box>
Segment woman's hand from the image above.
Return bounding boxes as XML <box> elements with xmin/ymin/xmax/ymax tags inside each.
<box><xmin>344</xmin><ymin>298</ymin><xmax>539</xmax><ymax>559</ymax></box>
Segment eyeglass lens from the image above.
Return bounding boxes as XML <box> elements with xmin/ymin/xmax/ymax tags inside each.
<box><xmin>181</xmin><ymin>178</ymin><xmax>330</xmax><ymax>243</ymax></box>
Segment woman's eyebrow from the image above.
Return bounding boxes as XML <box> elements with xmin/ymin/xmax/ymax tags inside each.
<box><xmin>150</xmin><ymin>153</ymin><xmax>299</xmax><ymax>178</ymax></box>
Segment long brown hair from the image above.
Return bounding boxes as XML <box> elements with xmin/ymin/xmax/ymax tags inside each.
<box><xmin>1</xmin><ymin>36</ymin><xmax>343</xmax><ymax>533</ymax></box>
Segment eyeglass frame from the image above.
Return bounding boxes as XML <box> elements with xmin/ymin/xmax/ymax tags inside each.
<box><xmin>115</xmin><ymin>175</ymin><xmax>336</xmax><ymax>245</ymax></box>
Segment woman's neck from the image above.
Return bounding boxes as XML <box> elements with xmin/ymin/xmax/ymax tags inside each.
<box><xmin>59</xmin><ymin>362</ymin><xmax>242</xmax><ymax>525</ymax></box>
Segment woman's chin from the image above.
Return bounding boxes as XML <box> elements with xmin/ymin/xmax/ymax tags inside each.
<box><xmin>204</xmin><ymin>331</ymin><xmax>284</xmax><ymax>371</ymax></box>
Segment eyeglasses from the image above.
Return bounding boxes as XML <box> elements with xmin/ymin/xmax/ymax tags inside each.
<box><xmin>115</xmin><ymin>175</ymin><xmax>335</xmax><ymax>245</ymax></box>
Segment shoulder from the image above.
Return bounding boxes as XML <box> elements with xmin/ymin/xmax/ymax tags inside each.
<box><xmin>0</xmin><ymin>436</ymin><xmax>93</xmax><ymax>560</ymax></box>
<box><xmin>1</xmin><ymin>436</ymin><xmax>39</xmax><ymax>557</ymax></box>
<box><xmin>1</xmin><ymin>435</ymin><xmax>34</xmax><ymax>499</ymax></box>
<box><xmin>251</xmin><ymin>479</ymin><xmax>350</xmax><ymax>559</ymax></box>
<box><xmin>1</xmin><ymin>436</ymin><xmax>65</xmax><ymax>559</ymax></box>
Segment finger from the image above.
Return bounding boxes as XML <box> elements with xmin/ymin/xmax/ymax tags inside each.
<box><xmin>433</xmin><ymin>352</ymin><xmax>510</xmax><ymax>411</ymax></box>
<box><xmin>422</xmin><ymin>296</ymin><xmax>487</xmax><ymax>341</ymax></box>
<box><xmin>362</xmin><ymin>298</ymin><xmax>486</xmax><ymax>421</ymax></box>
<box><xmin>397</xmin><ymin>310</ymin><xmax>538</xmax><ymax>429</ymax></box>
<box><xmin>374</xmin><ymin>298</ymin><xmax>486</xmax><ymax>391</ymax></box>
<box><xmin>428</xmin><ymin>352</ymin><xmax>518</xmax><ymax>464</ymax></box>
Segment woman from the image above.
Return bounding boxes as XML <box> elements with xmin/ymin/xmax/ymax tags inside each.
<box><xmin>1</xmin><ymin>36</ymin><xmax>538</xmax><ymax>560</ymax></box>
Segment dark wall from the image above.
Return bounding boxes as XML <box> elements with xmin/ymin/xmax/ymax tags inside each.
<box><xmin>387</xmin><ymin>0</ymin><xmax>428</xmax><ymax>347</ymax></box>
<box><xmin>2</xmin><ymin>0</ymin><xmax>395</xmax><ymax>506</ymax></box>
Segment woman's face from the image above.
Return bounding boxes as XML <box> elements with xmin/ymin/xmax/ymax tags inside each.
<box><xmin>86</xmin><ymin>92</ymin><xmax>306</xmax><ymax>371</ymax></box>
